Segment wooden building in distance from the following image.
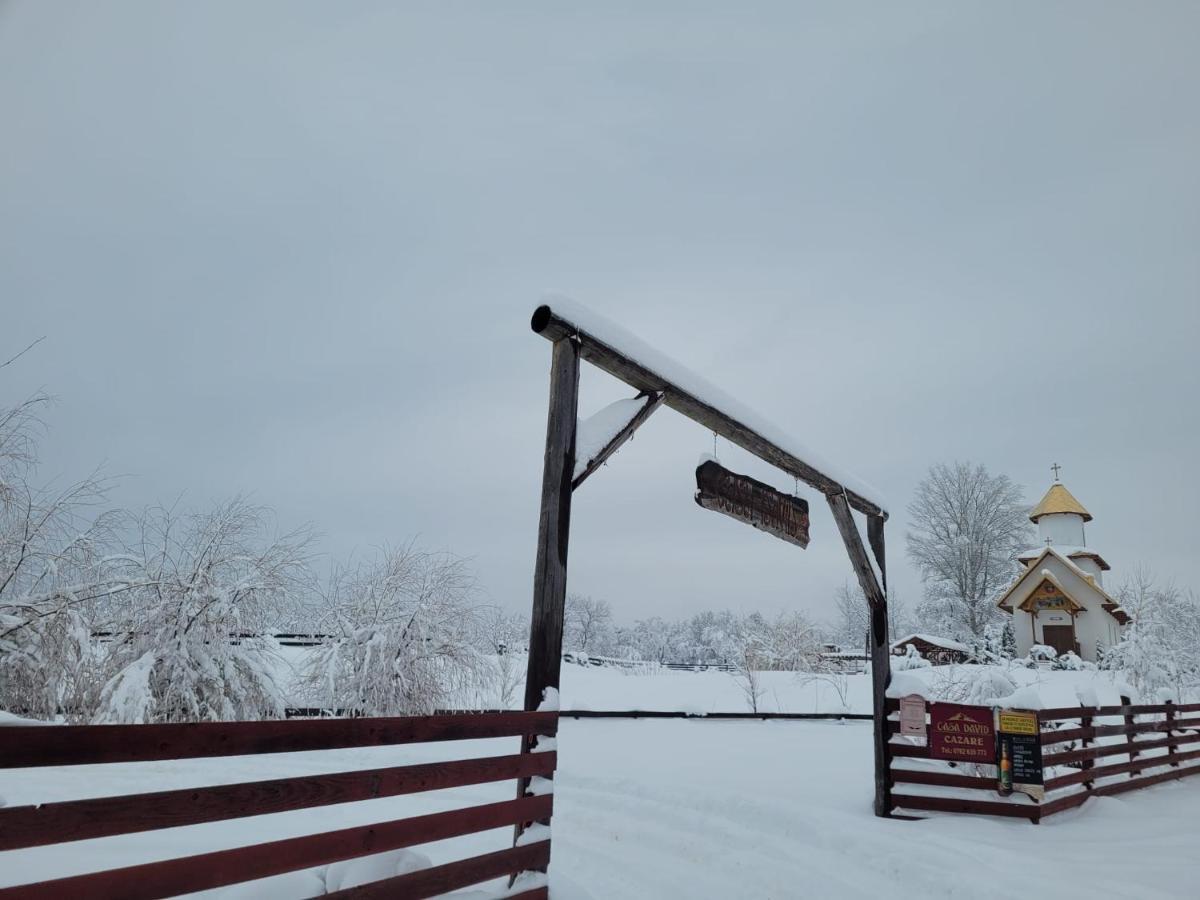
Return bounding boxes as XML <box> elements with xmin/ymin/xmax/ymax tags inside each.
<box><xmin>890</xmin><ymin>633</ymin><xmax>971</xmax><ymax>666</ymax></box>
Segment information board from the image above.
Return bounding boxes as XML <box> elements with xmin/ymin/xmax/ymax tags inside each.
<box><xmin>997</xmin><ymin>708</ymin><xmax>1044</xmax><ymax>800</ymax></box>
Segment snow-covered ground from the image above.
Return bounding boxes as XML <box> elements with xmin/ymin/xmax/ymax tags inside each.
<box><xmin>2</xmin><ymin>715</ymin><xmax>1198</xmax><ymax>899</ymax></box>
<box><xmin>551</xmin><ymin>718</ymin><xmax>1200</xmax><ymax>900</ymax></box>
<box><xmin>278</xmin><ymin>645</ymin><xmax>1148</xmax><ymax>716</ymax></box>
<box><xmin>4</xmin><ymin>661</ymin><xmax>1198</xmax><ymax>898</ymax></box>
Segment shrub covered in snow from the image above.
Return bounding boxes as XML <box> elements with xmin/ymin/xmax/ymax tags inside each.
<box><xmin>1052</xmin><ymin>651</ymin><xmax>1086</xmax><ymax>671</ymax></box>
<box><xmin>300</xmin><ymin>544</ymin><xmax>488</xmax><ymax>716</ymax></box>
<box><xmin>95</xmin><ymin>501</ymin><xmax>307</xmax><ymax>723</ymax></box>
<box><xmin>892</xmin><ymin>644</ymin><xmax>931</xmax><ymax>671</ymax></box>
<box><xmin>928</xmin><ymin>664</ymin><xmax>1017</xmax><ymax>706</ymax></box>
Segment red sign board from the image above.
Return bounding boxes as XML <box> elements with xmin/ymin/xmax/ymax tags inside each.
<box><xmin>930</xmin><ymin>703</ymin><xmax>995</xmax><ymax>763</ymax></box>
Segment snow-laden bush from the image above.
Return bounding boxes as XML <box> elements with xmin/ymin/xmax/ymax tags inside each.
<box><xmin>95</xmin><ymin>501</ymin><xmax>307</xmax><ymax>723</ymax></box>
<box><xmin>892</xmin><ymin>644</ymin><xmax>931</xmax><ymax>671</ymax></box>
<box><xmin>1053</xmin><ymin>651</ymin><xmax>1085</xmax><ymax>671</ymax></box>
<box><xmin>929</xmin><ymin>664</ymin><xmax>1017</xmax><ymax>706</ymax></box>
<box><xmin>1028</xmin><ymin>644</ymin><xmax>1057</xmax><ymax>662</ymax></box>
<box><xmin>301</xmin><ymin>544</ymin><xmax>489</xmax><ymax>716</ymax></box>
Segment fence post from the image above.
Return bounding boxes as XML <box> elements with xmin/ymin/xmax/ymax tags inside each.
<box><xmin>1165</xmin><ymin>700</ymin><xmax>1178</xmax><ymax>768</ymax></box>
<box><xmin>1121</xmin><ymin>695</ymin><xmax>1141</xmax><ymax>778</ymax></box>
<box><xmin>1079</xmin><ymin>707</ymin><xmax>1094</xmax><ymax>791</ymax></box>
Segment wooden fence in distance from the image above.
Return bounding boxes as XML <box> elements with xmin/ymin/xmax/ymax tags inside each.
<box><xmin>0</xmin><ymin>711</ymin><xmax>558</xmax><ymax>900</ymax></box>
<box><xmin>887</xmin><ymin>698</ymin><xmax>1200</xmax><ymax>822</ymax></box>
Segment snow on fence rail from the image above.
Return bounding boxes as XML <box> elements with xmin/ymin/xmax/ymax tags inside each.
<box><xmin>887</xmin><ymin>698</ymin><xmax>1200</xmax><ymax>822</ymax></box>
<box><xmin>0</xmin><ymin>711</ymin><xmax>558</xmax><ymax>899</ymax></box>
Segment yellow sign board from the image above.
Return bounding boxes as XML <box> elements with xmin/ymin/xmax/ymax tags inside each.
<box><xmin>998</xmin><ymin>709</ymin><xmax>1038</xmax><ymax>736</ymax></box>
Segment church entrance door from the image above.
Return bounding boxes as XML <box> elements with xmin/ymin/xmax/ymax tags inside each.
<box><xmin>1042</xmin><ymin>624</ymin><xmax>1077</xmax><ymax>656</ymax></box>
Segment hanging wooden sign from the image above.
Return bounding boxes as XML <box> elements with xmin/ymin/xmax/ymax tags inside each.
<box><xmin>694</xmin><ymin>460</ymin><xmax>810</xmax><ymax>548</ymax></box>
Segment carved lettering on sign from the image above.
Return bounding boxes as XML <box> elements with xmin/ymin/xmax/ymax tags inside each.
<box><xmin>694</xmin><ymin>460</ymin><xmax>810</xmax><ymax>549</ymax></box>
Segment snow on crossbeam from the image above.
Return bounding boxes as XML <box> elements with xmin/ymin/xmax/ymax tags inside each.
<box><xmin>531</xmin><ymin>298</ymin><xmax>887</xmax><ymax>518</ymax></box>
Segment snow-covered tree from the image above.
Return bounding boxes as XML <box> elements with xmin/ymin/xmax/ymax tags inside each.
<box><xmin>564</xmin><ymin>593</ymin><xmax>612</xmax><ymax>654</ymax></box>
<box><xmin>906</xmin><ymin>462</ymin><xmax>1033</xmax><ymax>639</ymax></box>
<box><xmin>830</xmin><ymin>581</ymin><xmax>910</xmax><ymax>651</ymax></box>
<box><xmin>478</xmin><ymin>606</ymin><xmax>528</xmax><ymax>709</ymax></box>
<box><xmin>301</xmin><ymin>544</ymin><xmax>488</xmax><ymax>716</ymax></box>
<box><xmin>733</xmin><ymin>642</ymin><xmax>766</xmax><ymax>713</ymax></box>
<box><xmin>1102</xmin><ymin>567</ymin><xmax>1200</xmax><ymax>702</ymax></box>
<box><xmin>758</xmin><ymin>611</ymin><xmax>823</xmax><ymax>671</ymax></box>
<box><xmin>95</xmin><ymin>501</ymin><xmax>310</xmax><ymax>723</ymax></box>
<box><xmin>0</xmin><ymin>382</ymin><xmax>128</xmax><ymax>719</ymax></box>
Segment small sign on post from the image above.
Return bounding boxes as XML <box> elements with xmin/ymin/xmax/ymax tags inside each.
<box><xmin>694</xmin><ymin>460</ymin><xmax>810</xmax><ymax>548</ymax></box>
<box><xmin>997</xmin><ymin>708</ymin><xmax>1044</xmax><ymax>800</ymax></box>
<box><xmin>929</xmin><ymin>703</ymin><xmax>995</xmax><ymax>763</ymax></box>
<box><xmin>899</xmin><ymin>695</ymin><xmax>927</xmax><ymax>739</ymax></box>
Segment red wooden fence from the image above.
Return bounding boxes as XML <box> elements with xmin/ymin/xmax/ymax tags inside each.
<box><xmin>886</xmin><ymin>698</ymin><xmax>1200</xmax><ymax>822</ymax></box>
<box><xmin>0</xmin><ymin>711</ymin><xmax>558</xmax><ymax>899</ymax></box>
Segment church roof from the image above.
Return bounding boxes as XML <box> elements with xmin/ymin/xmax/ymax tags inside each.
<box><xmin>996</xmin><ymin>547</ymin><xmax>1127</xmax><ymax>621</ymax></box>
<box><xmin>1029</xmin><ymin>482</ymin><xmax>1092</xmax><ymax>523</ymax></box>
<box><xmin>1017</xmin><ymin>545</ymin><xmax>1111</xmax><ymax>571</ymax></box>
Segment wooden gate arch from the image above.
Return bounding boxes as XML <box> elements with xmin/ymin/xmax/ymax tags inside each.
<box><xmin>518</xmin><ymin>299</ymin><xmax>894</xmax><ymax>818</ymax></box>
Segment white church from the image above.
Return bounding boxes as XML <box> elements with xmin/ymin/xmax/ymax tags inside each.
<box><xmin>996</xmin><ymin>477</ymin><xmax>1129</xmax><ymax>662</ymax></box>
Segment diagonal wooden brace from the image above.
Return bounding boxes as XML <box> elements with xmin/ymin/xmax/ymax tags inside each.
<box><xmin>571</xmin><ymin>392</ymin><xmax>664</xmax><ymax>491</ymax></box>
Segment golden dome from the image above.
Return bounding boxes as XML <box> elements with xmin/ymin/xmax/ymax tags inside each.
<box><xmin>1030</xmin><ymin>482</ymin><xmax>1092</xmax><ymax>523</ymax></box>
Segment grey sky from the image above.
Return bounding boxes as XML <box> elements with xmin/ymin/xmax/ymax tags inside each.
<box><xmin>2</xmin><ymin>2</ymin><xmax>1197</xmax><ymax>626</ymax></box>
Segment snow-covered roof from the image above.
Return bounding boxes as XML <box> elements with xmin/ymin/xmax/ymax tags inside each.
<box><xmin>996</xmin><ymin>547</ymin><xmax>1128</xmax><ymax>619</ymax></box>
<box><xmin>1018</xmin><ymin>545</ymin><xmax>1110</xmax><ymax>571</ymax></box>
<box><xmin>535</xmin><ymin>297</ymin><xmax>888</xmax><ymax>515</ymax></box>
<box><xmin>890</xmin><ymin>633</ymin><xmax>970</xmax><ymax>653</ymax></box>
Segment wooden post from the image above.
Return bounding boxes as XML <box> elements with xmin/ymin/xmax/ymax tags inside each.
<box><xmin>1080</xmin><ymin>708</ymin><xmax>1094</xmax><ymax>790</ymax></box>
<box><xmin>522</xmin><ymin>336</ymin><xmax>580</xmax><ymax>713</ymax></box>
<box><xmin>516</xmin><ymin>337</ymin><xmax>579</xmax><ymax>849</ymax></box>
<box><xmin>1121</xmin><ymin>695</ymin><xmax>1141</xmax><ymax>778</ymax></box>
<box><xmin>828</xmin><ymin>492</ymin><xmax>891</xmax><ymax>818</ymax></box>
<box><xmin>1165</xmin><ymin>700</ymin><xmax>1178</xmax><ymax>767</ymax></box>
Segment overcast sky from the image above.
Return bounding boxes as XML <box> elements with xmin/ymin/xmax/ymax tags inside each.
<box><xmin>2</xmin><ymin>2</ymin><xmax>1197</xmax><ymax>627</ymax></box>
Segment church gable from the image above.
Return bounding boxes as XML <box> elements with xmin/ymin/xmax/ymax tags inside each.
<box><xmin>997</xmin><ymin>549</ymin><xmax>1118</xmax><ymax>619</ymax></box>
<box><xmin>1017</xmin><ymin>578</ymin><xmax>1083</xmax><ymax>613</ymax></box>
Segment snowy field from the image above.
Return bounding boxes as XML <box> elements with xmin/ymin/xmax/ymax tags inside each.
<box><xmin>279</xmin><ymin>646</ymin><xmax>1152</xmax><ymax>717</ymax></box>
<box><xmin>1</xmin><ymin>715</ymin><xmax>1198</xmax><ymax>899</ymax></box>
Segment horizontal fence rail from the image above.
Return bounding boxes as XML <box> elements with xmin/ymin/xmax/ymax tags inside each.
<box><xmin>884</xmin><ymin>697</ymin><xmax>1200</xmax><ymax>823</ymax></box>
<box><xmin>558</xmin><ymin>709</ymin><xmax>872</xmax><ymax>721</ymax></box>
<box><xmin>0</xmin><ymin>710</ymin><xmax>557</xmax><ymax>768</ymax></box>
<box><xmin>0</xmin><ymin>710</ymin><xmax>558</xmax><ymax>899</ymax></box>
